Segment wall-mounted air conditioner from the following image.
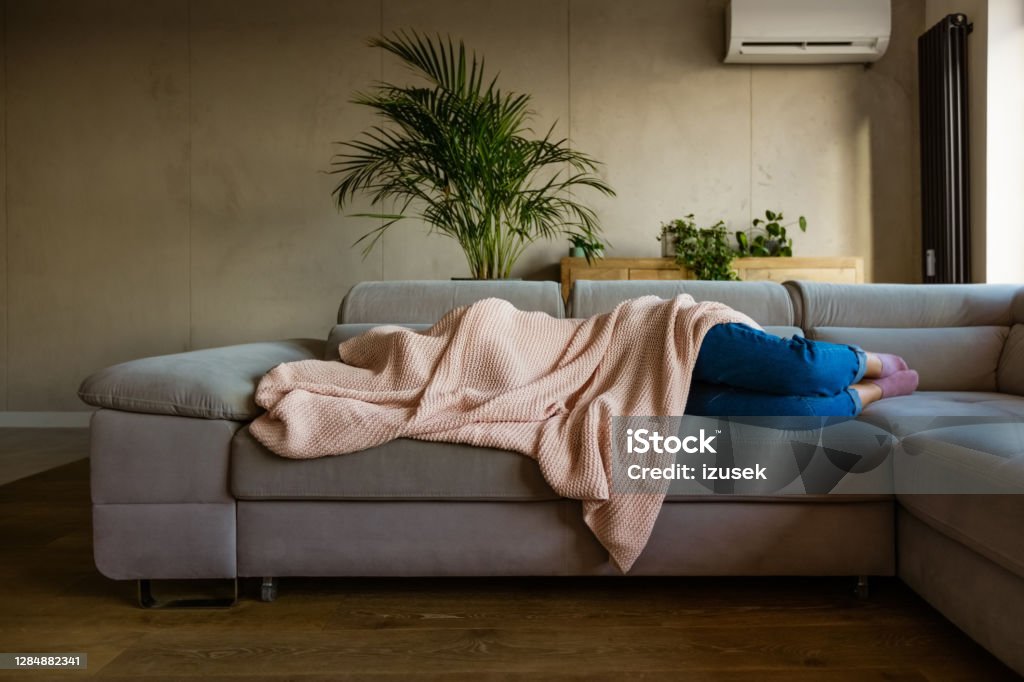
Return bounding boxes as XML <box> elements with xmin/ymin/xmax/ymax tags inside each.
<box><xmin>725</xmin><ymin>0</ymin><xmax>891</xmax><ymax>64</ymax></box>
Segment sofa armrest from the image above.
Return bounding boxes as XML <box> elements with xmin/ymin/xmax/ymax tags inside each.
<box><xmin>79</xmin><ymin>339</ymin><xmax>325</xmax><ymax>420</ymax></box>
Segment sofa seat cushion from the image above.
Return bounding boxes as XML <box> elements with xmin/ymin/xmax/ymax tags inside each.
<box><xmin>897</xmin><ymin>422</ymin><xmax>1024</xmax><ymax>578</ymax></box>
<box><xmin>660</xmin><ymin>416</ymin><xmax>894</xmax><ymax>499</ymax></box>
<box><xmin>898</xmin><ymin>423</ymin><xmax>1024</xmax><ymax>494</ymax></box>
<box><xmin>863</xmin><ymin>391</ymin><xmax>1024</xmax><ymax>418</ymax></box>
<box><xmin>231</xmin><ymin>427</ymin><xmax>561</xmax><ymax>502</ymax></box>
<box><xmin>860</xmin><ymin>392</ymin><xmax>1024</xmax><ymax>437</ymax></box>
<box><xmin>231</xmin><ymin>422</ymin><xmax>893</xmax><ymax>503</ymax></box>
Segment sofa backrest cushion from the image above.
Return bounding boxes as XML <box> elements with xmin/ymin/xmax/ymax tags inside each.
<box><xmin>785</xmin><ymin>281</ymin><xmax>1019</xmax><ymax>329</ymax></box>
<box><xmin>997</xmin><ymin>288</ymin><xmax>1024</xmax><ymax>395</ymax></box>
<box><xmin>787</xmin><ymin>281</ymin><xmax>1021</xmax><ymax>392</ymax></box>
<box><xmin>324</xmin><ymin>323</ymin><xmax>432</xmax><ymax>361</ymax></box>
<box><xmin>339</xmin><ymin>280</ymin><xmax>564</xmax><ymax>324</ymax></box>
<box><xmin>569</xmin><ymin>280</ymin><xmax>797</xmax><ymax>331</ymax></box>
<box><xmin>813</xmin><ymin>326</ymin><xmax>1008</xmax><ymax>391</ymax></box>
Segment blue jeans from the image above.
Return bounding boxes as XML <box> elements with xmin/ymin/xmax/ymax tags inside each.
<box><xmin>687</xmin><ymin>323</ymin><xmax>867</xmax><ymax>417</ymax></box>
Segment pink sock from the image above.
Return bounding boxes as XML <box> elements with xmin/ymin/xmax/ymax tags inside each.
<box><xmin>868</xmin><ymin>369</ymin><xmax>919</xmax><ymax>398</ymax></box>
<box><xmin>875</xmin><ymin>353</ymin><xmax>908</xmax><ymax>377</ymax></box>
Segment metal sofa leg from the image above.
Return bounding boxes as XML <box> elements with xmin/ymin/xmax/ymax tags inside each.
<box><xmin>260</xmin><ymin>577</ymin><xmax>278</xmax><ymax>603</ymax></box>
<box><xmin>137</xmin><ymin>579</ymin><xmax>238</xmax><ymax>609</ymax></box>
<box><xmin>856</xmin><ymin>575</ymin><xmax>870</xmax><ymax>600</ymax></box>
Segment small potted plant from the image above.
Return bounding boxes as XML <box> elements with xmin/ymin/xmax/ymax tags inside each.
<box><xmin>736</xmin><ymin>210</ymin><xmax>807</xmax><ymax>257</ymax></box>
<box><xmin>569</xmin><ymin>233</ymin><xmax>606</xmax><ymax>264</ymax></box>
<box><xmin>658</xmin><ymin>223</ymin><xmax>678</xmax><ymax>258</ymax></box>
<box><xmin>664</xmin><ymin>215</ymin><xmax>739</xmax><ymax>281</ymax></box>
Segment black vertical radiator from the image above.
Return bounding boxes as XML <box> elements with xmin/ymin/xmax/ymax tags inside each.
<box><xmin>918</xmin><ymin>14</ymin><xmax>972</xmax><ymax>283</ymax></box>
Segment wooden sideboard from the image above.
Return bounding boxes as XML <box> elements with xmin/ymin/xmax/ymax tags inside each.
<box><xmin>560</xmin><ymin>256</ymin><xmax>864</xmax><ymax>302</ymax></box>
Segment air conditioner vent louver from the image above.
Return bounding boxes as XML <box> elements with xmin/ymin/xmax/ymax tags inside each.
<box><xmin>725</xmin><ymin>0</ymin><xmax>891</xmax><ymax>64</ymax></box>
<box><xmin>741</xmin><ymin>41</ymin><xmax>856</xmax><ymax>47</ymax></box>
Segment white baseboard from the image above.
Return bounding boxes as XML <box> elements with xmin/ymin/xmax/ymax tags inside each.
<box><xmin>0</xmin><ymin>411</ymin><xmax>94</xmax><ymax>428</ymax></box>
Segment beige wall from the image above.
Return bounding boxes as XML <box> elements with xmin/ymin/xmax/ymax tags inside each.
<box><xmin>572</xmin><ymin>0</ymin><xmax>922</xmax><ymax>286</ymax></box>
<box><xmin>0</xmin><ymin>0</ymin><xmax>924</xmax><ymax>412</ymax></box>
<box><xmin>0</xmin><ymin>5</ymin><xmax>6</xmax><ymax>413</ymax></box>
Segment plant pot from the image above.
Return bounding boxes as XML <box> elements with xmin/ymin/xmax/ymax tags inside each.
<box><xmin>660</xmin><ymin>236</ymin><xmax>677</xmax><ymax>258</ymax></box>
<box><xmin>569</xmin><ymin>247</ymin><xmax>586</xmax><ymax>258</ymax></box>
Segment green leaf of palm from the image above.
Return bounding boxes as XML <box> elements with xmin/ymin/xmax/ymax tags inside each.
<box><xmin>330</xmin><ymin>31</ymin><xmax>614</xmax><ymax>278</ymax></box>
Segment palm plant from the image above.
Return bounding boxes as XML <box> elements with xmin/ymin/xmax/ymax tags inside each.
<box><xmin>330</xmin><ymin>31</ymin><xmax>615</xmax><ymax>279</ymax></box>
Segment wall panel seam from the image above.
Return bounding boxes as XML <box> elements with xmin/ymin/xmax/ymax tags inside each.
<box><xmin>748</xmin><ymin>65</ymin><xmax>753</xmax><ymax>230</ymax></box>
<box><xmin>3</xmin><ymin>0</ymin><xmax>7</xmax><ymax>410</ymax></box>
<box><xmin>566</xmin><ymin>0</ymin><xmax>573</xmax><ymax>210</ymax></box>
<box><xmin>567</xmin><ymin>0</ymin><xmax>572</xmax><ymax>154</ymax></box>
<box><xmin>379</xmin><ymin>0</ymin><xmax>384</xmax><ymax>281</ymax></box>
<box><xmin>187</xmin><ymin>0</ymin><xmax>193</xmax><ymax>350</ymax></box>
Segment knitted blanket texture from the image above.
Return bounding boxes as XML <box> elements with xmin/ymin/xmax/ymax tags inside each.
<box><xmin>251</xmin><ymin>295</ymin><xmax>757</xmax><ymax>572</ymax></box>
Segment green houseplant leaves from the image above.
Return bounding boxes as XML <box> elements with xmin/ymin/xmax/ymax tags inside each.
<box><xmin>735</xmin><ymin>209</ymin><xmax>807</xmax><ymax>257</ymax></box>
<box><xmin>664</xmin><ymin>208</ymin><xmax>807</xmax><ymax>280</ymax></box>
<box><xmin>664</xmin><ymin>215</ymin><xmax>738</xmax><ymax>281</ymax></box>
<box><xmin>329</xmin><ymin>31</ymin><xmax>615</xmax><ymax>279</ymax></box>
<box><xmin>568</xmin><ymin>232</ymin><xmax>606</xmax><ymax>264</ymax></box>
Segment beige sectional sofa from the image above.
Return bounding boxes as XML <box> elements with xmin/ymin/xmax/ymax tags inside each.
<box><xmin>79</xmin><ymin>279</ymin><xmax>1024</xmax><ymax>673</ymax></box>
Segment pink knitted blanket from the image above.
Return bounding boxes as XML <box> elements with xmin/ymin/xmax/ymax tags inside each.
<box><xmin>251</xmin><ymin>295</ymin><xmax>757</xmax><ymax>572</ymax></box>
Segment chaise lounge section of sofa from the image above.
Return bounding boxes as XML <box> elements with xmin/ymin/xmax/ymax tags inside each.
<box><xmin>786</xmin><ymin>280</ymin><xmax>1024</xmax><ymax>674</ymax></box>
<box><xmin>78</xmin><ymin>279</ymin><xmax>1024</xmax><ymax>673</ymax></box>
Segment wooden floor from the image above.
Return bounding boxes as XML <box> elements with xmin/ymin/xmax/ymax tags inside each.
<box><xmin>0</xmin><ymin>428</ymin><xmax>88</xmax><ymax>486</ymax></box>
<box><xmin>0</xmin><ymin>458</ymin><xmax>1018</xmax><ymax>680</ymax></box>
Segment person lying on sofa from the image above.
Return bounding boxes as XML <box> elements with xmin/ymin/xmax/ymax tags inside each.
<box><xmin>253</xmin><ymin>295</ymin><xmax>919</xmax><ymax>447</ymax></box>
<box><xmin>685</xmin><ymin>320</ymin><xmax>917</xmax><ymax>417</ymax></box>
<box><xmin>250</xmin><ymin>294</ymin><xmax>918</xmax><ymax>572</ymax></box>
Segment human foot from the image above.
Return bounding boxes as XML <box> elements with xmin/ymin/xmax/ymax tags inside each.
<box><xmin>865</xmin><ymin>352</ymin><xmax>908</xmax><ymax>378</ymax></box>
<box><xmin>876</xmin><ymin>353</ymin><xmax>908</xmax><ymax>377</ymax></box>
<box><xmin>867</xmin><ymin>369</ymin><xmax>919</xmax><ymax>398</ymax></box>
